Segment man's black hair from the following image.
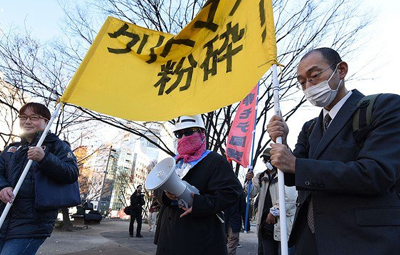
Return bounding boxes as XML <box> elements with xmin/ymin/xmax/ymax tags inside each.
<box><xmin>19</xmin><ymin>102</ymin><xmax>51</xmax><ymax>120</ymax></box>
<box><xmin>301</xmin><ymin>47</ymin><xmax>342</xmax><ymax>70</ymax></box>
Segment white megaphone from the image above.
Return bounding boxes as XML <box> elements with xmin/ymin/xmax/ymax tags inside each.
<box><xmin>145</xmin><ymin>157</ymin><xmax>199</xmax><ymax>208</ymax></box>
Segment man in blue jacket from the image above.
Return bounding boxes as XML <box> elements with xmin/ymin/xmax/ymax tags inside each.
<box><xmin>0</xmin><ymin>102</ymin><xmax>79</xmax><ymax>255</ymax></box>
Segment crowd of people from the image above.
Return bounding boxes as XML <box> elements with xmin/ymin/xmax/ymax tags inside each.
<box><xmin>2</xmin><ymin>47</ymin><xmax>400</xmax><ymax>255</ymax></box>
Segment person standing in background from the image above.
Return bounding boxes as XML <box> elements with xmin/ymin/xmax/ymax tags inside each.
<box><xmin>129</xmin><ymin>185</ymin><xmax>145</xmax><ymax>238</ymax></box>
<box><xmin>148</xmin><ymin>192</ymin><xmax>161</xmax><ymax>232</ymax></box>
<box><xmin>224</xmin><ymin>191</ymin><xmax>246</xmax><ymax>255</ymax></box>
<box><xmin>245</xmin><ymin>148</ymin><xmax>297</xmax><ymax>255</ymax></box>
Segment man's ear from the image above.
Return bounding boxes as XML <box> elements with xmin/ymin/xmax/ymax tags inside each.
<box><xmin>338</xmin><ymin>61</ymin><xmax>348</xmax><ymax>79</ymax></box>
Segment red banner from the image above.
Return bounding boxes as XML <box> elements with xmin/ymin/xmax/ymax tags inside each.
<box><xmin>226</xmin><ymin>84</ymin><xmax>258</xmax><ymax>167</ymax></box>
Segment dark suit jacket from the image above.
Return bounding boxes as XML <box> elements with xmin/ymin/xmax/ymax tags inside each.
<box><xmin>130</xmin><ymin>191</ymin><xmax>145</xmax><ymax>213</ymax></box>
<box><xmin>287</xmin><ymin>89</ymin><xmax>400</xmax><ymax>255</ymax></box>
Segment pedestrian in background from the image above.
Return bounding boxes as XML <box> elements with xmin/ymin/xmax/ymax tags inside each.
<box><xmin>148</xmin><ymin>192</ymin><xmax>161</xmax><ymax>232</ymax></box>
<box><xmin>245</xmin><ymin>148</ymin><xmax>297</xmax><ymax>255</ymax></box>
<box><xmin>224</xmin><ymin>191</ymin><xmax>246</xmax><ymax>255</ymax></box>
<box><xmin>129</xmin><ymin>185</ymin><xmax>145</xmax><ymax>238</ymax></box>
<box><xmin>0</xmin><ymin>102</ymin><xmax>79</xmax><ymax>255</ymax></box>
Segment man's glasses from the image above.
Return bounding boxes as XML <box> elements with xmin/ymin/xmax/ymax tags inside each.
<box><xmin>174</xmin><ymin>128</ymin><xmax>201</xmax><ymax>139</ymax></box>
<box><xmin>18</xmin><ymin>115</ymin><xmax>47</xmax><ymax>122</ymax></box>
<box><xmin>296</xmin><ymin>63</ymin><xmax>337</xmax><ymax>89</ymax></box>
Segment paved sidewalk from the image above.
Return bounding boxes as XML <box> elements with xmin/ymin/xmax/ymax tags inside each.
<box><xmin>37</xmin><ymin>219</ymin><xmax>258</xmax><ymax>255</ymax></box>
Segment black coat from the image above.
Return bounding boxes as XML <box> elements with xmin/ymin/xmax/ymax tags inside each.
<box><xmin>130</xmin><ymin>191</ymin><xmax>145</xmax><ymax>213</ymax></box>
<box><xmin>155</xmin><ymin>151</ymin><xmax>242</xmax><ymax>255</ymax></box>
<box><xmin>0</xmin><ymin>132</ymin><xmax>78</xmax><ymax>239</ymax></box>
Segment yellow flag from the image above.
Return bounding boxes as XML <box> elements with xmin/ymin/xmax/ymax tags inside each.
<box><xmin>61</xmin><ymin>0</ymin><xmax>277</xmax><ymax>121</ymax></box>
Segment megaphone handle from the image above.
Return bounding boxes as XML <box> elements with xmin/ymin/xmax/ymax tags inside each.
<box><xmin>178</xmin><ymin>199</ymin><xmax>189</xmax><ymax>209</ymax></box>
<box><xmin>216</xmin><ymin>213</ymin><xmax>224</xmax><ymax>223</ymax></box>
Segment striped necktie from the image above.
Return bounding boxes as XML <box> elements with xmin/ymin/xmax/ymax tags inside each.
<box><xmin>323</xmin><ymin>113</ymin><xmax>332</xmax><ymax>133</ymax></box>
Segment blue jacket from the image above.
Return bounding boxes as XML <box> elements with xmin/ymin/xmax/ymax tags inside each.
<box><xmin>0</xmin><ymin>132</ymin><xmax>78</xmax><ymax>239</ymax></box>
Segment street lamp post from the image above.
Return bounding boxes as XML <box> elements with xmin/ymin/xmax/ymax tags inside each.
<box><xmin>99</xmin><ymin>146</ymin><xmax>115</xmax><ymax>213</ymax></box>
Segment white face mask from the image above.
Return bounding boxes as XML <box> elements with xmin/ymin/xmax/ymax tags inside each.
<box><xmin>303</xmin><ymin>65</ymin><xmax>342</xmax><ymax>107</ymax></box>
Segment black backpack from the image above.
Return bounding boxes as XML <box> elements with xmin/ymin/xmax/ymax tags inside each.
<box><xmin>306</xmin><ymin>94</ymin><xmax>381</xmax><ymax>145</ymax></box>
<box><xmin>352</xmin><ymin>94</ymin><xmax>381</xmax><ymax>145</ymax></box>
<box><xmin>305</xmin><ymin>93</ymin><xmax>400</xmax><ymax>196</ymax></box>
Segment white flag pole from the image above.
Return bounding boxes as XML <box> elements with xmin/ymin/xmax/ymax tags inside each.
<box><xmin>271</xmin><ymin>64</ymin><xmax>289</xmax><ymax>255</ymax></box>
<box><xmin>0</xmin><ymin>103</ymin><xmax>63</xmax><ymax>228</ymax></box>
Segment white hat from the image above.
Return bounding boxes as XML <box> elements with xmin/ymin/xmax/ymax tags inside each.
<box><xmin>173</xmin><ymin>115</ymin><xmax>205</xmax><ymax>132</ymax></box>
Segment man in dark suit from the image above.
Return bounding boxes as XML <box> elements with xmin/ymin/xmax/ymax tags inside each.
<box><xmin>267</xmin><ymin>47</ymin><xmax>400</xmax><ymax>255</ymax></box>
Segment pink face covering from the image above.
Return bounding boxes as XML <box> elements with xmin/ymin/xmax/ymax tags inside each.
<box><xmin>176</xmin><ymin>132</ymin><xmax>206</xmax><ymax>163</ymax></box>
